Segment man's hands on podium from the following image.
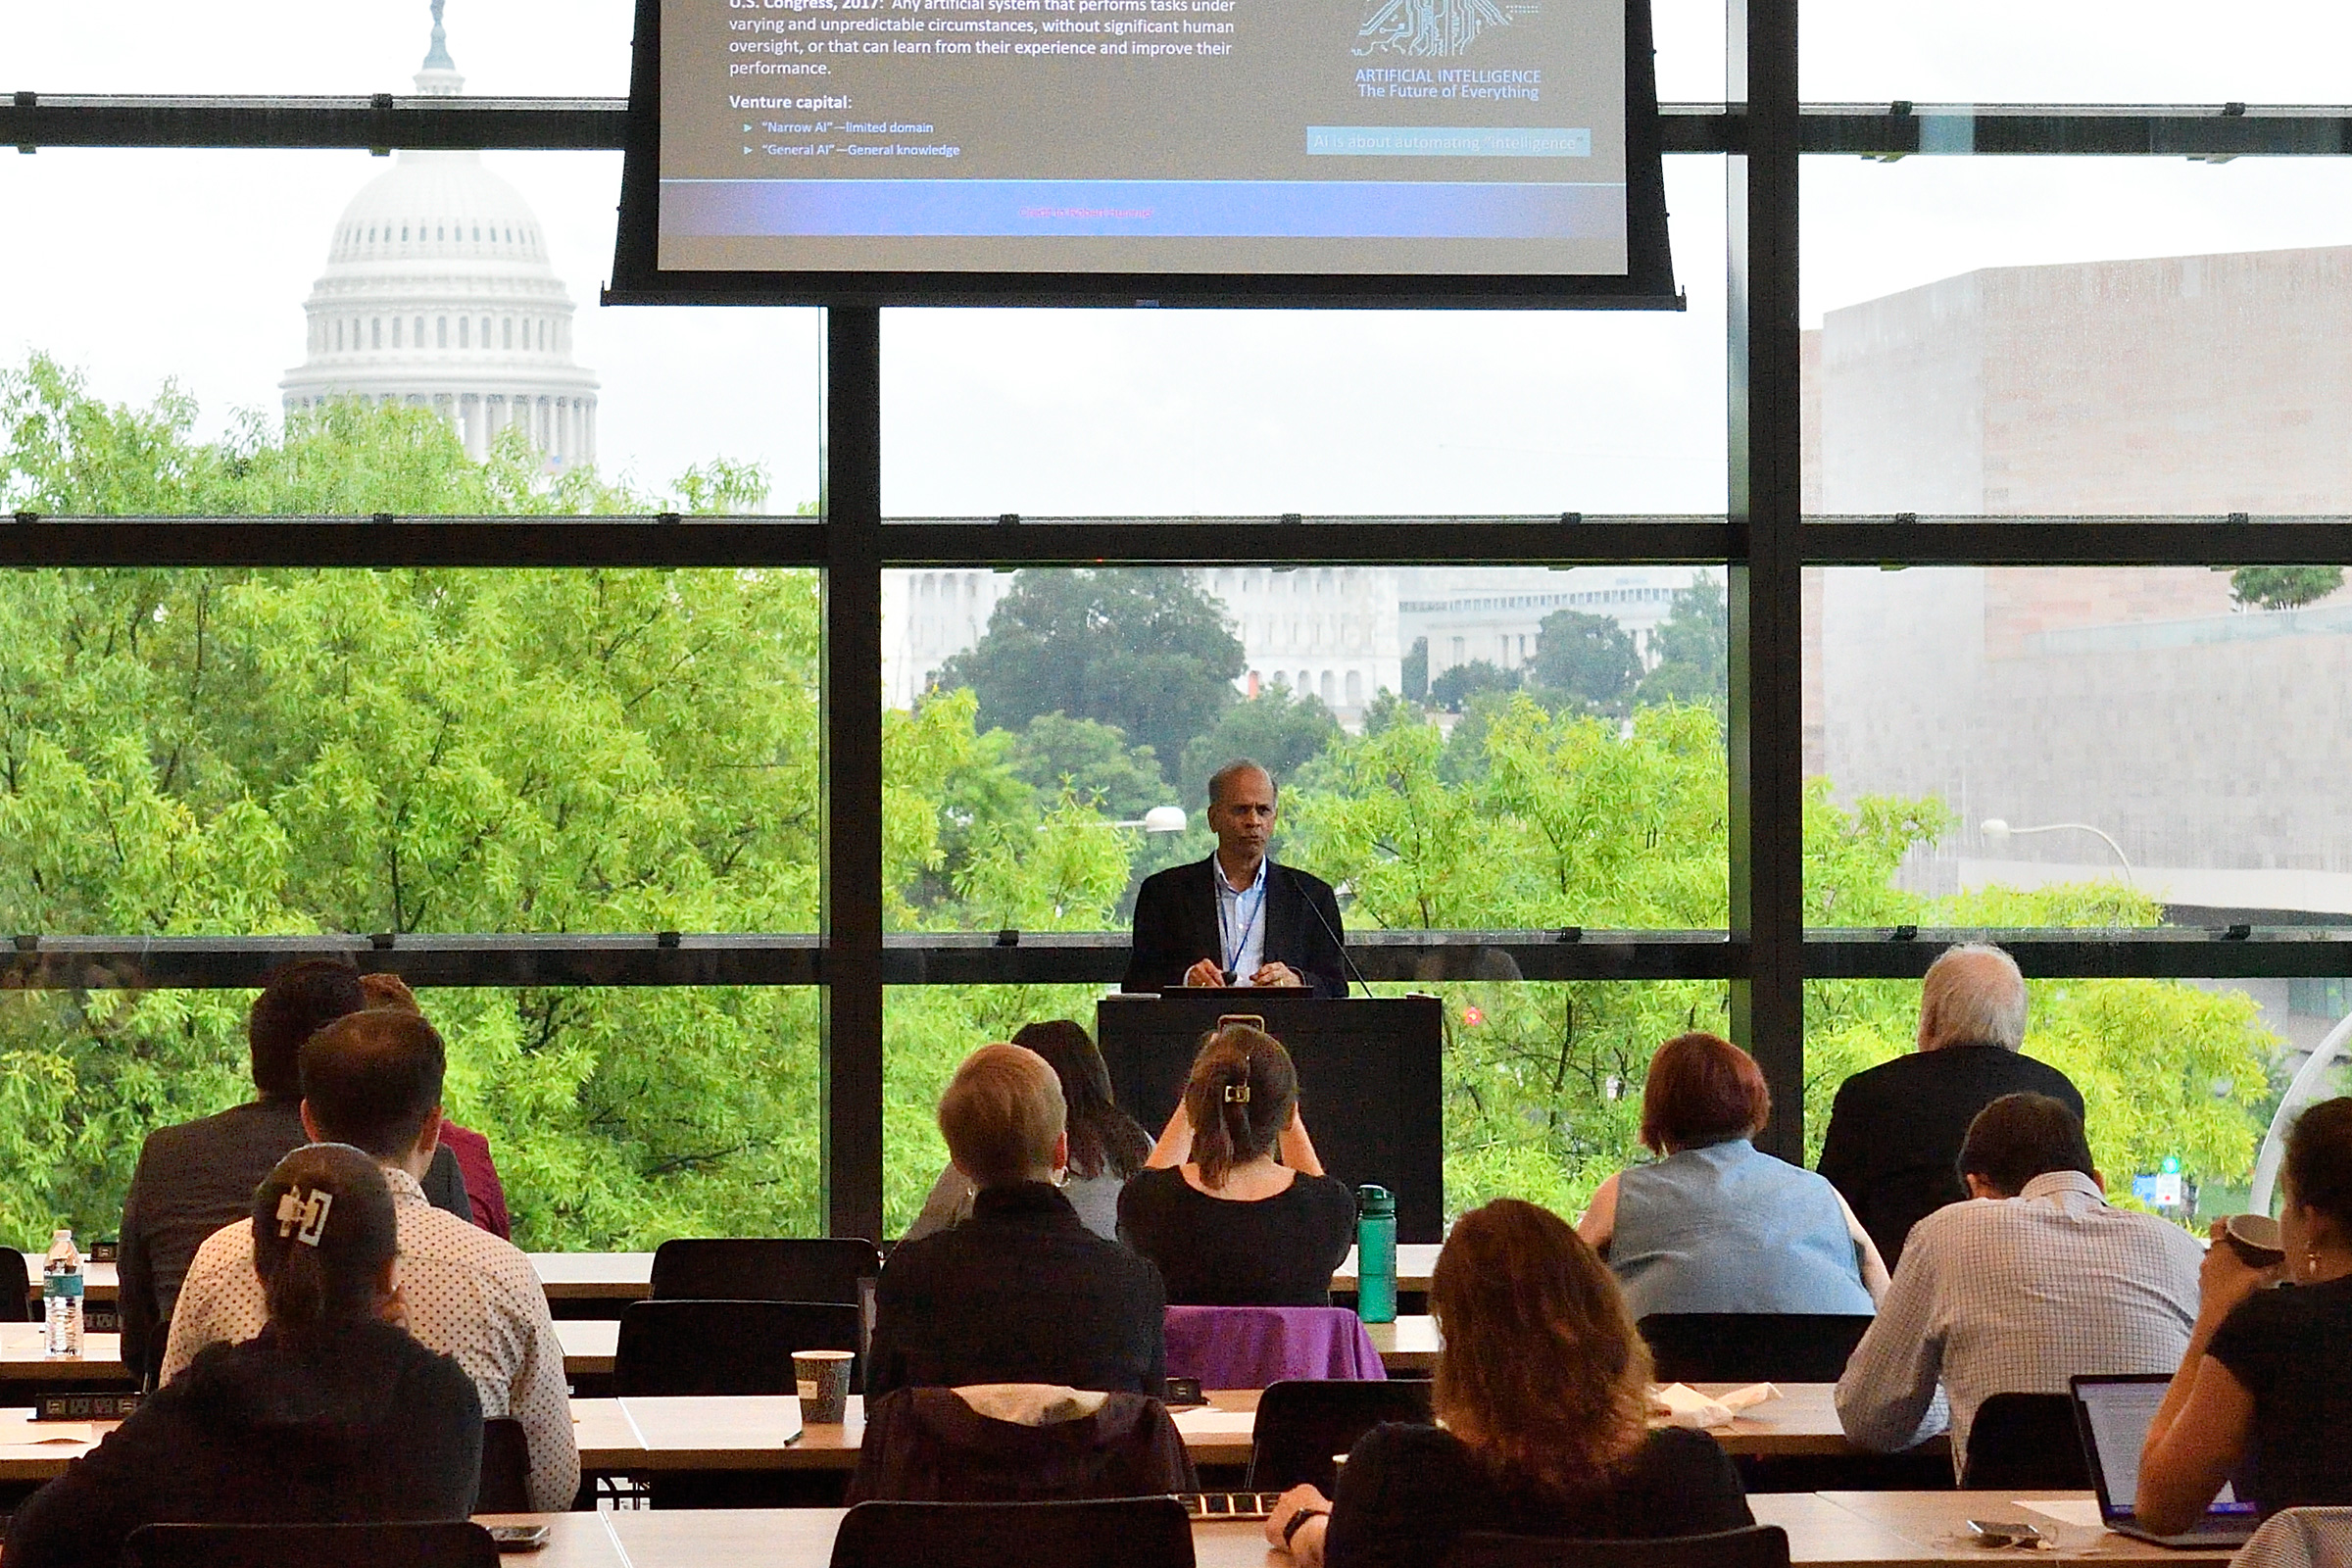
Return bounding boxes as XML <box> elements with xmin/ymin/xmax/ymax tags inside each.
<box><xmin>1180</xmin><ymin>958</ymin><xmax>1304</xmax><ymax>988</ymax></box>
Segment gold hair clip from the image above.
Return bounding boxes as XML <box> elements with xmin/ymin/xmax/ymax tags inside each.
<box><xmin>274</xmin><ymin>1187</ymin><xmax>333</xmax><ymax>1247</ymax></box>
<box><xmin>1223</xmin><ymin>1084</ymin><xmax>1251</xmax><ymax>1103</ymax></box>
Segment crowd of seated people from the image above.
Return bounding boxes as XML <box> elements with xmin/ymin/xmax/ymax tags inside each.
<box><xmin>16</xmin><ymin>936</ymin><xmax>2352</xmax><ymax>1551</ymax></box>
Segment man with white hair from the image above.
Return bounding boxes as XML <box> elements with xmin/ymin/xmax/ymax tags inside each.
<box><xmin>1816</xmin><ymin>943</ymin><xmax>2084</xmax><ymax>1267</ymax></box>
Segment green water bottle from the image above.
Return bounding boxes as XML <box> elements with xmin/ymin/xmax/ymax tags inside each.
<box><xmin>1355</xmin><ymin>1185</ymin><xmax>1396</xmax><ymax>1325</ymax></box>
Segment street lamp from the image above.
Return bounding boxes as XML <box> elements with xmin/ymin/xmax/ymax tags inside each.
<box><xmin>1114</xmin><ymin>807</ymin><xmax>1190</xmax><ymax>834</ymax></box>
<box><xmin>1980</xmin><ymin>818</ymin><xmax>2135</xmax><ymax>890</ymax></box>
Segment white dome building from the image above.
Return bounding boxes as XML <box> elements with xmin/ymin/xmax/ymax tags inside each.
<box><xmin>281</xmin><ymin>4</ymin><xmax>598</xmax><ymax>470</ymax></box>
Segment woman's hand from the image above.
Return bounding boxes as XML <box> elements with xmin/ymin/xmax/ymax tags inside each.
<box><xmin>2196</xmin><ymin>1219</ymin><xmax>2279</xmax><ymax>1329</ymax></box>
<box><xmin>1265</xmin><ymin>1485</ymin><xmax>1332</xmax><ymax>1564</ymax></box>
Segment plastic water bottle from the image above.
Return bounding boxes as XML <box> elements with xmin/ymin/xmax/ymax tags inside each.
<box><xmin>43</xmin><ymin>1229</ymin><xmax>83</xmax><ymax>1358</ymax></box>
<box><xmin>1355</xmin><ymin>1186</ymin><xmax>1396</xmax><ymax>1325</ymax></box>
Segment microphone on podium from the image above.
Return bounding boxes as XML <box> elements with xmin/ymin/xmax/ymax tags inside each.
<box><xmin>1287</xmin><ymin>864</ymin><xmax>1375</xmax><ymax>1000</ymax></box>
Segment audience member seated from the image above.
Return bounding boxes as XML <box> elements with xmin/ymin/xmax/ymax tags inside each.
<box><xmin>360</xmin><ymin>973</ymin><xmax>512</xmax><ymax>1238</ymax></box>
<box><xmin>162</xmin><ymin>1010</ymin><xmax>579</xmax><ymax>1512</ymax></box>
<box><xmin>6</xmin><ymin>1145</ymin><xmax>481</xmax><ymax>1568</ymax></box>
<box><xmin>118</xmin><ymin>959</ymin><xmax>470</xmax><ymax>1386</ymax></box>
<box><xmin>867</xmin><ymin>1043</ymin><xmax>1167</xmax><ymax>1398</ymax></box>
<box><xmin>1837</xmin><ymin>1092</ymin><xmax>2201</xmax><ymax>1475</ymax></box>
<box><xmin>2139</xmin><ymin>1098</ymin><xmax>2352</xmax><ymax>1528</ymax></box>
<box><xmin>1264</xmin><ymin>1199</ymin><xmax>1751</xmax><ymax>1568</ymax></box>
<box><xmin>1117</xmin><ymin>1023</ymin><xmax>1355</xmax><ymax>1306</ymax></box>
<box><xmin>1817</xmin><ymin>944</ymin><xmax>2084</xmax><ymax>1267</ymax></box>
<box><xmin>1577</xmin><ymin>1031</ymin><xmax>1886</xmax><ymax>1318</ymax></box>
<box><xmin>904</xmin><ymin>1019</ymin><xmax>1150</xmax><ymax>1243</ymax></box>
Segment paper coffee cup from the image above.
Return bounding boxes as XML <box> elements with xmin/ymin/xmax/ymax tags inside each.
<box><xmin>794</xmin><ymin>1348</ymin><xmax>854</xmax><ymax>1424</ymax></box>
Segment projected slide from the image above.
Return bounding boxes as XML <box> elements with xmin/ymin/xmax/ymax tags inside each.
<box><xmin>657</xmin><ymin>0</ymin><xmax>1628</xmax><ymax>276</ymax></box>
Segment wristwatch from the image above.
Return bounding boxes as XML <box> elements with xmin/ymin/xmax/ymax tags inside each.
<box><xmin>1283</xmin><ymin>1507</ymin><xmax>1331</xmax><ymax>1547</ymax></box>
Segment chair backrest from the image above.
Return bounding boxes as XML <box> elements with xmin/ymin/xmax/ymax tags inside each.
<box><xmin>1161</xmin><ymin>1305</ymin><xmax>1388</xmax><ymax>1389</ymax></box>
<box><xmin>1961</xmin><ymin>1393</ymin><xmax>2092</xmax><ymax>1491</ymax></box>
<box><xmin>651</xmin><ymin>1238</ymin><xmax>881</xmax><ymax>1305</ymax></box>
<box><xmin>125</xmin><ymin>1522</ymin><xmax>498</xmax><ymax>1568</ymax></box>
<box><xmin>476</xmin><ymin>1417</ymin><xmax>531</xmax><ymax>1514</ymax></box>
<box><xmin>1445</xmin><ymin>1525</ymin><xmax>1791</xmax><ymax>1568</ymax></box>
<box><xmin>1246</xmin><ymin>1379</ymin><xmax>1434</xmax><ymax>1492</ymax></box>
<box><xmin>829</xmin><ymin>1497</ymin><xmax>1196</xmax><ymax>1568</ymax></box>
<box><xmin>851</xmin><ymin>1388</ymin><xmax>1195</xmax><ymax>1504</ymax></box>
<box><xmin>613</xmin><ymin>1298</ymin><xmax>861</xmax><ymax>1397</ymax></box>
<box><xmin>1636</xmin><ymin>1314</ymin><xmax>1874</xmax><ymax>1384</ymax></box>
<box><xmin>0</xmin><ymin>1248</ymin><xmax>27</xmax><ymax>1323</ymax></box>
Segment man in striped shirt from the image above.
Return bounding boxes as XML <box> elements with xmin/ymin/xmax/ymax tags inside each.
<box><xmin>1837</xmin><ymin>1093</ymin><xmax>2203</xmax><ymax>1478</ymax></box>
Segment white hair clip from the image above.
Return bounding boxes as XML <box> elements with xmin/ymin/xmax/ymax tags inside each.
<box><xmin>274</xmin><ymin>1187</ymin><xmax>333</xmax><ymax>1247</ymax></box>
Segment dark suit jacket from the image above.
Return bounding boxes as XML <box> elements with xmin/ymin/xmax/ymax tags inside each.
<box><xmin>119</xmin><ymin>1100</ymin><xmax>472</xmax><ymax>1387</ymax></box>
<box><xmin>1816</xmin><ymin>1043</ymin><xmax>2086</xmax><ymax>1268</ymax></box>
<box><xmin>865</xmin><ymin>1183</ymin><xmax>1166</xmax><ymax>1400</ymax></box>
<box><xmin>1121</xmin><ymin>856</ymin><xmax>1348</xmax><ymax>998</ymax></box>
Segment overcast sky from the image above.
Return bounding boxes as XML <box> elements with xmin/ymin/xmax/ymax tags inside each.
<box><xmin>7</xmin><ymin>1</ymin><xmax>2351</xmax><ymax>516</ymax></box>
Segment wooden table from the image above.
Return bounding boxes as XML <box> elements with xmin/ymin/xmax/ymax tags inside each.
<box><xmin>478</xmin><ymin>1494</ymin><xmax>2230</xmax><ymax>1568</ymax></box>
<box><xmin>18</xmin><ymin>1257</ymin><xmax>120</xmax><ymax>1303</ymax></box>
<box><xmin>0</xmin><ymin>1325</ymin><xmax>125</xmax><ymax>1382</ymax></box>
<box><xmin>1331</xmin><ymin>1244</ymin><xmax>1438</xmax><ymax>1294</ymax></box>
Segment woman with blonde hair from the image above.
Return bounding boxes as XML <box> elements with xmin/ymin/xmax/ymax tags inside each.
<box><xmin>1266</xmin><ymin>1199</ymin><xmax>1750</xmax><ymax>1568</ymax></box>
<box><xmin>1116</xmin><ymin>1023</ymin><xmax>1355</xmax><ymax>1305</ymax></box>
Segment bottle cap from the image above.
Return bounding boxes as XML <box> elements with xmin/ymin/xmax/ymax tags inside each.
<box><xmin>1356</xmin><ymin>1185</ymin><xmax>1395</xmax><ymax>1216</ymax></box>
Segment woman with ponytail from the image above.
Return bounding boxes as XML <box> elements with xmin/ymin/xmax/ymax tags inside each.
<box><xmin>1116</xmin><ymin>1024</ymin><xmax>1356</xmax><ymax>1304</ymax></box>
<box><xmin>7</xmin><ymin>1146</ymin><xmax>482</xmax><ymax>1568</ymax></box>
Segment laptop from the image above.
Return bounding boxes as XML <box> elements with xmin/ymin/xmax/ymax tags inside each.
<box><xmin>2069</xmin><ymin>1374</ymin><xmax>2260</xmax><ymax>1548</ymax></box>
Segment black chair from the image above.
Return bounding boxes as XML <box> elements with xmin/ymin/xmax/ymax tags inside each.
<box><xmin>1961</xmin><ymin>1393</ymin><xmax>2092</xmax><ymax>1490</ymax></box>
<box><xmin>0</xmin><ymin>1249</ymin><xmax>29</xmax><ymax>1322</ymax></box>
<box><xmin>829</xmin><ymin>1497</ymin><xmax>1195</xmax><ymax>1568</ymax></box>
<box><xmin>650</xmin><ymin>1238</ymin><xmax>881</xmax><ymax>1305</ymax></box>
<box><xmin>1636</xmin><ymin>1315</ymin><xmax>1874</xmax><ymax>1384</ymax></box>
<box><xmin>476</xmin><ymin>1416</ymin><xmax>531</xmax><ymax>1513</ymax></box>
<box><xmin>1245</xmin><ymin>1379</ymin><xmax>1435</xmax><ymax>1493</ymax></box>
<box><xmin>612</xmin><ymin>1298</ymin><xmax>861</xmax><ymax>1396</ymax></box>
<box><xmin>124</xmin><ymin>1522</ymin><xmax>498</xmax><ymax>1568</ymax></box>
<box><xmin>1446</xmin><ymin>1525</ymin><xmax>1791</xmax><ymax>1568</ymax></box>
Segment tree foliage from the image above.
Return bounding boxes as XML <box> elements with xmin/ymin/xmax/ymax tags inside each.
<box><xmin>2229</xmin><ymin>565</ymin><xmax>2345</xmax><ymax>612</ymax></box>
<box><xmin>1178</xmin><ymin>686</ymin><xmax>1341</xmax><ymax>810</ymax></box>
<box><xmin>1426</xmin><ymin>659</ymin><xmax>1521</xmax><ymax>712</ymax></box>
<box><xmin>931</xmin><ymin>569</ymin><xmax>1243</xmax><ymax>777</ymax></box>
<box><xmin>1529</xmin><ymin>609</ymin><xmax>1643</xmax><ymax>716</ymax></box>
<box><xmin>1635</xmin><ymin>576</ymin><xmax>1728</xmax><ymax>713</ymax></box>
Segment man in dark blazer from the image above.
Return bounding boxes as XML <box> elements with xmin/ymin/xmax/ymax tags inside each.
<box><xmin>1817</xmin><ymin>942</ymin><xmax>2085</xmax><ymax>1268</ymax></box>
<box><xmin>1122</xmin><ymin>760</ymin><xmax>1348</xmax><ymax>998</ymax></box>
<box><xmin>866</xmin><ymin>1044</ymin><xmax>1166</xmax><ymax>1397</ymax></box>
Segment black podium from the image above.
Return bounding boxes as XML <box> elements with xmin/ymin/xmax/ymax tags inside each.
<box><xmin>1095</xmin><ymin>993</ymin><xmax>1445</xmax><ymax>1242</ymax></box>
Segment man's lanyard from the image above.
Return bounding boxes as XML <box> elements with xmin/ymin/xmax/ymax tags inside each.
<box><xmin>1217</xmin><ymin>859</ymin><xmax>1267</xmax><ymax>980</ymax></box>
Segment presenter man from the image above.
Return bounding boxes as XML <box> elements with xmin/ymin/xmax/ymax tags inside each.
<box><xmin>1123</xmin><ymin>760</ymin><xmax>1348</xmax><ymax>998</ymax></box>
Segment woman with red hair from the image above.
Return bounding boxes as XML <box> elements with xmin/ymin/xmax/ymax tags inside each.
<box><xmin>1578</xmin><ymin>1032</ymin><xmax>1885</xmax><ymax>1319</ymax></box>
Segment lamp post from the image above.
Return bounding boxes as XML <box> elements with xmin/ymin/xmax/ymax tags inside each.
<box><xmin>1980</xmin><ymin>818</ymin><xmax>2135</xmax><ymax>890</ymax></box>
<box><xmin>1113</xmin><ymin>807</ymin><xmax>1190</xmax><ymax>833</ymax></box>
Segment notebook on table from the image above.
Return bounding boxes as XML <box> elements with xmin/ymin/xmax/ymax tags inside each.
<box><xmin>2070</xmin><ymin>1374</ymin><xmax>2259</xmax><ymax>1548</ymax></box>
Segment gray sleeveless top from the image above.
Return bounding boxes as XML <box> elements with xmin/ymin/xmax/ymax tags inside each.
<box><xmin>1609</xmin><ymin>1138</ymin><xmax>1875</xmax><ymax>1319</ymax></box>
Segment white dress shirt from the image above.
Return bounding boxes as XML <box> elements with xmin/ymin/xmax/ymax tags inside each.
<box><xmin>163</xmin><ymin>1164</ymin><xmax>580</xmax><ymax>1511</ymax></box>
<box><xmin>1212</xmin><ymin>854</ymin><xmax>1269</xmax><ymax>981</ymax></box>
<box><xmin>1835</xmin><ymin>1168</ymin><xmax>2203</xmax><ymax>1478</ymax></box>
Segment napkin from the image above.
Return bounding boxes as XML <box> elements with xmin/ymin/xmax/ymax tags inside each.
<box><xmin>1649</xmin><ymin>1382</ymin><xmax>1782</xmax><ymax>1430</ymax></box>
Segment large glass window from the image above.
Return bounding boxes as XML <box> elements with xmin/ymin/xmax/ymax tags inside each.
<box><xmin>882</xmin><ymin>565</ymin><xmax>1730</xmax><ymax>936</ymax></box>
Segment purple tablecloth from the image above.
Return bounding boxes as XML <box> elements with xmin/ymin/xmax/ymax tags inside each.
<box><xmin>1162</xmin><ymin>1306</ymin><xmax>1389</xmax><ymax>1389</ymax></box>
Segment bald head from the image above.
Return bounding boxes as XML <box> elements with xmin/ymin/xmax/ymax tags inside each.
<box><xmin>937</xmin><ymin>1044</ymin><xmax>1067</xmax><ymax>1190</ymax></box>
<box><xmin>1917</xmin><ymin>944</ymin><xmax>2029</xmax><ymax>1054</ymax></box>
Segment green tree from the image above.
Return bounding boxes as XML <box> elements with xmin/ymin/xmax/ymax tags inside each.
<box><xmin>1529</xmin><ymin>609</ymin><xmax>1643</xmax><ymax>716</ymax></box>
<box><xmin>1178</xmin><ymin>686</ymin><xmax>1341</xmax><ymax>808</ymax></box>
<box><xmin>1426</xmin><ymin>659</ymin><xmax>1520</xmax><ymax>712</ymax></box>
<box><xmin>2229</xmin><ymin>565</ymin><xmax>2345</xmax><ymax>611</ymax></box>
<box><xmin>1636</xmin><ymin>576</ymin><xmax>1727</xmax><ymax>713</ymax></box>
<box><xmin>1401</xmin><ymin>636</ymin><xmax>1429</xmax><ymax>701</ymax></box>
<box><xmin>1008</xmin><ymin>713</ymin><xmax>1167</xmax><ymax>825</ymax></box>
<box><xmin>932</xmin><ymin>569</ymin><xmax>1243</xmax><ymax>776</ymax></box>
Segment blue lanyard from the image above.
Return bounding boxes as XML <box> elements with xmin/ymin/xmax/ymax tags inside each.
<box><xmin>1219</xmin><ymin>867</ymin><xmax>1266</xmax><ymax>978</ymax></box>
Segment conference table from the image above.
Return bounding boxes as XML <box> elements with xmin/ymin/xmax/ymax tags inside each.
<box><xmin>468</xmin><ymin>1494</ymin><xmax>2235</xmax><ymax>1568</ymax></box>
<box><xmin>20</xmin><ymin>1244</ymin><xmax>1443</xmax><ymax>1306</ymax></box>
<box><xmin>0</xmin><ymin>1384</ymin><xmax>1882</xmax><ymax>1483</ymax></box>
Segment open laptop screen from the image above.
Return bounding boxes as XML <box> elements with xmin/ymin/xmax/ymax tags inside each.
<box><xmin>2075</xmin><ymin>1376</ymin><xmax>2258</xmax><ymax>1520</ymax></box>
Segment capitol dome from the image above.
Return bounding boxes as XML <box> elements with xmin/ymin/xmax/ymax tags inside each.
<box><xmin>280</xmin><ymin>3</ymin><xmax>598</xmax><ymax>470</ymax></box>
